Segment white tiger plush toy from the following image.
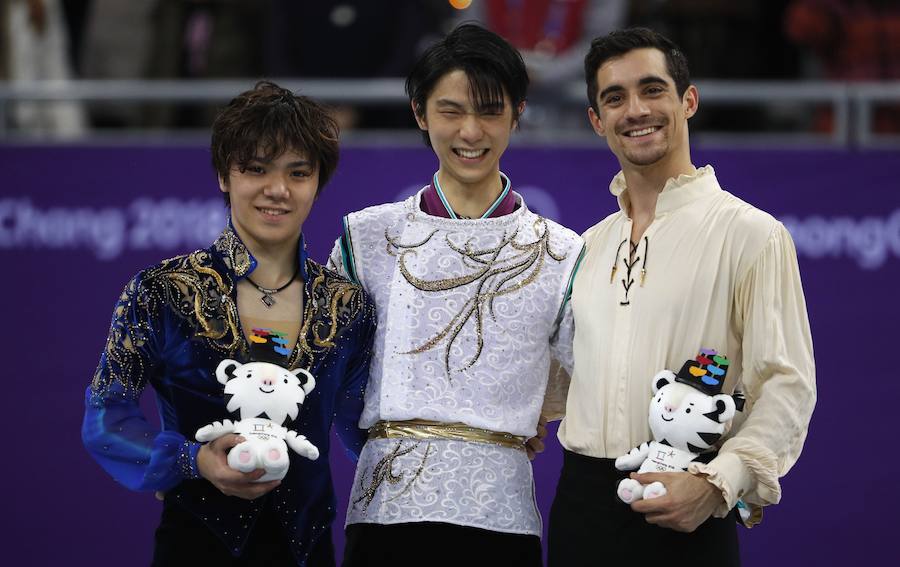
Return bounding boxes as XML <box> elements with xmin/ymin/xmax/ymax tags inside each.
<box><xmin>196</xmin><ymin>359</ymin><xmax>320</xmax><ymax>482</ymax></box>
<box><xmin>615</xmin><ymin>350</ymin><xmax>744</xmax><ymax>504</ymax></box>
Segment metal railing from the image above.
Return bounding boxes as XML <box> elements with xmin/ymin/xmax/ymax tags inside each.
<box><xmin>0</xmin><ymin>78</ymin><xmax>898</xmax><ymax>148</ymax></box>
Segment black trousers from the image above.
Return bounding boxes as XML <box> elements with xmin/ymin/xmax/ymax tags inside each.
<box><xmin>151</xmin><ymin>498</ymin><xmax>335</xmax><ymax>567</ymax></box>
<box><xmin>548</xmin><ymin>449</ymin><xmax>740</xmax><ymax>567</ymax></box>
<box><xmin>343</xmin><ymin>522</ymin><xmax>543</xmax><ymax>567</ymax></box>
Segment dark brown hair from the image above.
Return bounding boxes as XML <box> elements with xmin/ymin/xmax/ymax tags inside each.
<box><xmin>211</xmin><ymin>81</ymin><xmax>339</xmax><ymax>204</ymax></box>
<box><xmin>584</xmin><ymin>28</ymin><xmax>690</xmax><ymax>114</ymax></box>
<box><xmin>406</xmin><ymin>23</ymin><xmax>528</xmax><ymax>147</ymax></box>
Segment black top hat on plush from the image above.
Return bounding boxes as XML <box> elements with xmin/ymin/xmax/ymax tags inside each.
<box><xmin>675</xmin><ymin>348</ymin><xmax>729</xmax><ymax>397</ymax></box>
<box><xmin>248</xmin><ymin>327</ymin><xmax>292</xmax><ymax>366</ymax></box>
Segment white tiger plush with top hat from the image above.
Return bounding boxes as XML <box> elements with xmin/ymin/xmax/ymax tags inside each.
<box><xmin>195</xmin><ymin>358</ymin><xmax>319</xmax><ymax>482</ymax></box>
<box><xmin>615</xmin><ymin>350</ymin><xmax>744</xmax><ymax>503</ymax></box>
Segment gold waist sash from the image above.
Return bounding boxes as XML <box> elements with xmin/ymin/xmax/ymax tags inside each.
<box><xmin>368</xmin><ymin>419</ymin><xmax>527</xmax><ymax>451</ymax></box>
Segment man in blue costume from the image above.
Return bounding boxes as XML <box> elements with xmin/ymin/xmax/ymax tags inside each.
<box><xmin>82</xmin><ymin>81</ymin><xmax>376</xmax><ymax>567</ymax></box>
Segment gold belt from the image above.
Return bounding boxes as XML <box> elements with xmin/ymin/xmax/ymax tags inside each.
<box><xmin>368</xmin><ymin>419</ymin><xmax>527</xmax><ymax>451</ymax></box>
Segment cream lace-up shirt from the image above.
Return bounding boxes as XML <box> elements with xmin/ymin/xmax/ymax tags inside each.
<box><xmin>555</xmin><ymin>166</ymin><xmax>815</xmax><ymax>521</ymax></box>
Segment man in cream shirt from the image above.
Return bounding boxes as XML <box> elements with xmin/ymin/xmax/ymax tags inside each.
<box><xmin>547</xmin><ymin>28</ymin><xmax>815</xmax><ymax>566</ymax></box>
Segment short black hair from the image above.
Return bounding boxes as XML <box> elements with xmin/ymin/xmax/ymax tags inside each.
<box><xmin>584</xmin><ymin>28</ymin><xmax>690</xmax><ymax>114</ymax></box>
<box><xmin>405</xmin><ymin>23</ymin><xmax>528</xmax><ymax>147</ymax></box>
<box><xmin>211</xmin><ymin>81</ymin><xmax>340</xmax><ymax>205</ymax></box>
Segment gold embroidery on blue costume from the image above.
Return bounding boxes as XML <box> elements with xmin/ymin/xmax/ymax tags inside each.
<box><xmin>83</xmin><ymin>224</ymin><xmax>375</xmax><ymax>560</ymax></box>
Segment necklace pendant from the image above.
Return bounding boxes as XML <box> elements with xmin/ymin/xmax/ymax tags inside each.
<box><xmin>245</xmin><ymin>265</ymin><xmax>300</xmax><ymax>309</ymax></box>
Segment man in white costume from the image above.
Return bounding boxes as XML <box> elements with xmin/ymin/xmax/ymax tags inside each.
<box><xmin>548</xmin><ymin>28</ymin><xmax>816</xmax><ymax>567</ymax></box>
<box><xmin>329</xmin><ymin>24</ymin><xmax>583</xmax><ymax>567</ymax></box>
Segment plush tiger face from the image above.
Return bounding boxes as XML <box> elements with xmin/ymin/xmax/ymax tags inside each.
<box><xmin>647</xmin><ymin>370</ymin><xmax>737</xmax><ymax>454</ymax></box>
<box><xmin>216</xmin><ymin>359</ymin><xmax>316</xmax><ymax>425</ymax></box>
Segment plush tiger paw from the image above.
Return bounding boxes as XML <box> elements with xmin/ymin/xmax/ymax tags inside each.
<box><xmin>615</xmin><ymin>443</ymin><xmax>649</xmax><ymax>471</ymax></box>
<box><xmin>195</xmin><ymin>419</ymin><xmax>235</xmax><ymax>442</ymax></box>
<box><xmin>260</xmin><ymin>439</ymin><xmax>290</xmax><ymax>473</ymax></box>
<box><xmin>617</xmin><ymin>478</ymin><xmax>645</xmax><ymax>503</ymax></box>
<box><xmin>286</xmin><ymin>430</ymin><xmax>319</xmax><ymax>461</ymax></box>
<box><xmin>227</xmin><ymin>440</ymin><xmax>259</xmax><ymax>473</ymax></box>
<box><xmin>643</xmin><ymin>481</ymin><xmax>667</xmax><ymax>500</ymax></box>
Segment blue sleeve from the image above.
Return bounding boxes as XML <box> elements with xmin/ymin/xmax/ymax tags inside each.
<box><xmin>82</xmin><ymin>275</ymin><xmax>201</xmax><ymax>492</ymax></box>
<box><xmin>332</xmin><ymin>291</ymin><xmax>376</xmax><ymax>461</ymax></box>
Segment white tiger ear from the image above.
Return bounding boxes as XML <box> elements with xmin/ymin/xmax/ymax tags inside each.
<box><xmin>216</xmin><ymin>359</ymin><xmax>241</xmax><ymax>385</ymax></box>
<box><xmin>651</xmin><ymin>370</ymin><xmax>676</xmax><ymax>394</ymax></box>
<box><xmin>293</xmin><ymin>368</ymin><xmax>316</xmax><ymax>395</ymax></box>
<box><xmin>709</xmin><ymin>394</ymin><xmax>737</xmax><ymax>423</ymax></box>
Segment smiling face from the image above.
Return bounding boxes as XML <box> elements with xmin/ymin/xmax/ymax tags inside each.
<box><xmin>414</xmin><ymin>69</ymin><xmax>522</xmax><ymax>196</ymax></box>
<box><xmin>220</xmin><ymin>148</ymin><xmax>319</xmax><ymax>254</ymax></box>
<box><xmin>588</xmin><ymin>48</ymin><xmax>698</xmax><ymax>175</ymax></box>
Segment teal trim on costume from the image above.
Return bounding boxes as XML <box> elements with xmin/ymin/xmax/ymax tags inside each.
<box><xmin>433</xmin><ymin>171</ymin><xmax>511</xmax><ymax>219</ymax></box>
<box><xmin>433</xmin><ymin>172</ymin><xmax>457</xmax><ymax>219</ymax></box>
<box><xmin>340</xmin><ymin>215</ymin><xmax>359</xmax><ymax>284</ymax></box>
<box><xmin>481</xmin><ymin>172</ymin><xmax>511</xmax><ymax>217</ymax></box>
<box><xmin>554</xmin><ymin>243</ymin><xmax>586</xmax><ymax>325</ymax></box>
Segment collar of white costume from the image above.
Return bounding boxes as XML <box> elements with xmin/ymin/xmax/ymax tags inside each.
<box><xmin>432</xmin><ymin>170</ymin><xmax>512</xmax><ymax>219</ymax></box>
<box><xmin>411</xmin><ymin>189</ymin><xmax>527</xmax><ymax>228</ymax></box>
<box><xmin>609</xmin><ymin>164</ymin><xmax>720</xmax><ymax>217</ymax></box>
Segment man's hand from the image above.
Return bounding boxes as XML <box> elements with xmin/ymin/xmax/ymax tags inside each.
<box><xmin>197</xmin><ymin>434</ymin><xmax>280</xmax><ymax>500</ymax></box>
<box><xmin>629</xmin><ymin>472</ymin><xmax>723</xmax><ymax>533</ymax></box>
<box><xmin>525</xmin><ymin>416</ymin><xmax>548</xmax><ymax>460</ymax></box>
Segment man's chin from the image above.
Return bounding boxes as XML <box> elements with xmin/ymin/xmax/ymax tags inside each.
<box><xmin>623</xmin><ymin>148</ymin><xmax>667</xmax><ymax>168</ymax></box>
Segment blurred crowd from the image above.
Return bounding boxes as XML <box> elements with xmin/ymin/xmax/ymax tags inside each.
<box><xmin>2</xmin><ymin>0</ymin><xmax>899</xmax><ymax>136</ymax></box>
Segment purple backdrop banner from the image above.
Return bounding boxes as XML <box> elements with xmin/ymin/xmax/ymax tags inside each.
<box><xmin>2</xmin><ymin>145</ymin><xmax>898</xmax><ymax>565</ymax></box>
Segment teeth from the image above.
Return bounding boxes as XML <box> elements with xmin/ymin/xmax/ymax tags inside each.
<box><xmin>455</xmin><ymin>148</ymin><xmax>487</xmax><ymax>159</ymax></box>
<box><xmin>259</xmin><ymin>208</ymin><xmax>287</xmax><ymax>215</ymax></box>
<box><xmin>627</xmin><ymin>127</ymin><xmax>658</xmax><ymax>137</ymax></box>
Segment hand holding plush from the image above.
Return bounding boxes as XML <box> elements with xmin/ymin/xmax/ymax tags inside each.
<box><xmin>196</xmin><ymin>359</ymin><xmax>319</xmax><ymax>483</ymax></box>
<box><xmin>615</xmin><ymin>350</ymin><xmax>744</xmax><ymax>504</ymax></box>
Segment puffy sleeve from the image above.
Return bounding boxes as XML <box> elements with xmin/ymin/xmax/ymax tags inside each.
<box><xmin>689</xmin><ymin>223</ymin><xmax>816</xmax><ymax>522</ymax></box>
<box><xmin>82</xmin><ymin>275</ymin><xmax>201</xmax><ymax>492</ymax></box>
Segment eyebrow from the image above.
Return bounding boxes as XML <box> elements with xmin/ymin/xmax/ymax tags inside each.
<box><xmin>249</xmin><ymin>157</ymin><xmax>313</xmax><ymax>168</ymax></box>
<box><xmin>599</xmin><ymin>75</ymin><xmax>670</xmax><ymax>100</ymax></box>
<box><xmin>475</xmin><ymin>100</ymin><xmax>505</xmax><ymax>112</ymax></box>
<box><xmin>434</xmin><ymin>99</ymin><xmax>466</xmax><ymax>110</ymax></box>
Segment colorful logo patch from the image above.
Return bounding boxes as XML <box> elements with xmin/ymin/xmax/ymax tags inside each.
<box><xmin>250</xmin><ymin>327</ymin><xmax>291</xmax><ymax>357</ymax></box>
<box><xmin>675</xmin><ymin>349</ymin><xmax>730</xmax><ymax>395</ymax></box>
